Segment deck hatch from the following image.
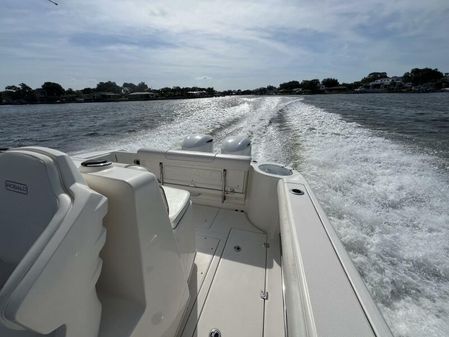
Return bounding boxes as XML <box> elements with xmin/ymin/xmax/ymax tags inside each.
<box><xmin>193</xmin><ymin>229</ymin><xmax>267</xmax><ymax>337</ymax></box>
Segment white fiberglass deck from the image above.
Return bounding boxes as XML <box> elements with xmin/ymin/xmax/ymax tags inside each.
<box><xmin>0</xmin><ymin>147</ymin><xmax>394</xmax><ymax>337</ymax></box>
<box><xmin>179</xmin><ymin>204</ymin><xmax>284</xmax><ymax>337</ymax></box>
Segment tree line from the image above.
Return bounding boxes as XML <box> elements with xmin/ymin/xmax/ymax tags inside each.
<box><xmin>1</xmin><ymin>67</ymin><xmax>448</xmax><ymax>105</ymax></box>
<box><xmin>0</xmin><ymin>81</ymin><xmax>217</xmax><ymax>104</ymax></box>
<box><xmin>276</xmin><ymin>67</ymin><xmax>448</xmax><ymax>94</ymax></box>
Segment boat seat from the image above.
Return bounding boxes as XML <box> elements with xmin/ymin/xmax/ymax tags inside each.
<box><xmin>117</xmin><ymin>164</ymin><xmax>195</xmax><ymax>280</ymax></box>
<box><xmin>81</xmin><ymin>163</ymin><xmax>190</xmax><ymax>337</ymax></box>
<box><xmin>118</xmin><ymin>164</ymin><xmax>191</xmax><ymax>229</ymax></box>
<box><xmin>0</xmin><ymin>147</ymin><xmax>107</xmax><ymax>337</ymax></box>
<box><xmin>161</xmin><ymin>185</ymin><xmax>191</xmax><ymax>229</ymax></box>
<box><xmin>159</xmin><ymin>185</ymin><xmax>195</xmax><ymax>280</ymax></box>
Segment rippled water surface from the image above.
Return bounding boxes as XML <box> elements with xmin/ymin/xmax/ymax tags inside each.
<box><xmin>1</xmin><ymin>94</ymin><xmax>449</xmax><ymax>337</ymax></box>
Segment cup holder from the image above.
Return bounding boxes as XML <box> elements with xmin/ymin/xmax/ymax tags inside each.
<box><xmin>257</xmin><ymin>163</ymin><xmax>293</xmax><ymax>176</ymax></box>
<box><xmin>79</xmin><ymin>158</ymin><xmax>113</xmax><ymax>173</ymax></box>
<box><xmin>81</xmin><ymin>159</ymin><xmax>112</xmax><ymax>168</ymax></box>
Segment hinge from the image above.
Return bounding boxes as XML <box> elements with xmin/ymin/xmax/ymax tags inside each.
<box><xmin>263</xmin><ymin>242</ymin><xmax>270</xmax><ymax>248</ymax></box>
<box><xmin>260</xmin><ymin>290</ymin><xmax>269</xmax><ymax>300</ymax></box>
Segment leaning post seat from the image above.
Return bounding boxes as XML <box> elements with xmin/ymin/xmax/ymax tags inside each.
<box><xmin>161</xmin><ymin>185</ymin><xmax>195</xmax><ymax>280</ymax></box>
<box><xmin>115</xmin><ymin>163</ymin><xmax>196</xmax><ymax>281</ymax></box>
<box><xmin>80</xmin><ymin>162</ymin><xmax>190</xmax><ymax>337</ymax></box>
<box><xmin>0</xmin><ymin>147</ymin><xmax>107</xmax><ymax>337</ymax></box>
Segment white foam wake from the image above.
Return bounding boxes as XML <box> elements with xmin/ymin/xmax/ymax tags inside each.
<box><xmin>94</xmin><ymin>96</ymin><xmax>283</xmax><ymax>152</ymax></box>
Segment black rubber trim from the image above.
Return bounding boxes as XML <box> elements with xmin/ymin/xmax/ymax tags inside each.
<box><xmin>81</xmin><ymin>159</ymin><xmax>112</xmax><ymax>167</ymax></box>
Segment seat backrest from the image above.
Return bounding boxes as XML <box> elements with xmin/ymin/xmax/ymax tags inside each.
<box><xmin>0</xmin><ymin>147</ymin><xmax>107</xmax><ymax>337</ymax></box>
<box><xmin>0</xmin><ymin>150</ymin><xmax>62</xmax><ymax>269</ymax></box>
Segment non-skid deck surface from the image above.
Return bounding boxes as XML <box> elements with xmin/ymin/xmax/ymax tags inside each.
<box><xmin>179</xmin><ymin>205</ymin><xmax>284</xmax><ymax>337</ymax></box>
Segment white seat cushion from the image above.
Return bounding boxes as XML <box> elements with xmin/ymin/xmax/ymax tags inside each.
<box><xmin>0</xmin><ymin>147</ymin><xmax>107</xmax><ymax>336</ymax></box>
<box><xmin>161</xmin><ymin>186</ymin><xmax>190</xmax><ymax>229</ymax></box>
<box><xmin>0</xmin><ymin>151</ymin><xmax>61</xmax><ymax>266</ymax></box>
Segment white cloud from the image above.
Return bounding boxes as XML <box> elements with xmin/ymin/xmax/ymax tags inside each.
<box><xmin>196</xmin><ymin>76</ymin><xmax>212</xmax><ymax>81</ymax></box>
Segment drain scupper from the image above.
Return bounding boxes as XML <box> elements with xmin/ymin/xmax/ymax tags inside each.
<box><xmin>290</xmin><ymin>188</ymin><xmax>304</xmax><ymax>195</ymax></box>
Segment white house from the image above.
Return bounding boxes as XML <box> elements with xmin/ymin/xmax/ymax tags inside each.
<box><xmin>371</xmin><ymin>78</ymin><xmax>392</xmax><ymax>86</ymax></box>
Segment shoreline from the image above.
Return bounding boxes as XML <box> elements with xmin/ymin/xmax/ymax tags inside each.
<box><xmin>1</xmin><ymin>90</ymin><xmax>448</xmax><ymax>106</ymax></box>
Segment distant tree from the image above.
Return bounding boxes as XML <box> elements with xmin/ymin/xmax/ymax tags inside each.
<box><xmin>369</xmin><ymin>72</ymin><xmax>387</xmax><ymax>78</ymax></box>
<box><xmin>172</xmin><ymin>86</ymin><xmax>182</xmax><ymax>96</ymax></box>
<box><xmin>402</xmin><ymin>72</ymin><xmax>411</xmax><ymax>83</ymax></box>
<box><xmin>301</xmin><ymin>79</ymin><xmax>321</xmax><ymax>93</ymax></box>
<box><xmin>4</xmin><ymin>83</ymin><xmax>36</xmax><ymax>102</ymax></box>
<box><xmin>82</xmin><ymin>87</ymin><xmax>94</xmax><ymax>94</ymax></box>
<box><xmin>158</xmin><ymin>87</ymin><xmax>172</xmax><ymax>97</ymax></box>
<box><xmin>402</xmin><ymin>68</ymin><xmax>443</xmax><ymax>85</ymax></box>
<box><xmin>95</xmin><ymin>81</ymin><xmax>121</xmax><ymax>93</ymax></box>
<box><xmin>206</xmin><ymin>87</ymin><xmax>216</xmax><ymax>95</ymax></box>
<box><xmin>42</xmin><ymin>82</ymin><xmax>65</xmax><ymax>97</ymax></box>
<box><xmin>253</xmin><ymin>87</ymin><xmax>268</xmax><ymax>95</ymax></box>
<box><xmin>341</xmin><ymin>82</ymin><xmax>359</xmax><ymax>90</ymax></box>
<box><xmin>3</xmin><ymin>85</ymin><xmax>18</xmax><ymax>103</ymax></box>
<box><xmin>321</xmin><ymin>78</ymin><xmax>339</xmax><ymax>87</ymax></box>
<box><xmin>221</xmin><ymin>90</ymin><xmax>234</xmax><ymax>96</ymax></box>
<box><xmin>361</xmin><ymin>72</ymin><xmax>388</xmax><ymax>84</ymax></box>
<box><xmin>62</xmin><ymin>88</ymin><xmax>82</xmax><ymax>102</ymax></box>
<box><xmin>442</xmin><ymin>74</ymin><xmax>449</xmax><ymax>88</ymax></box>
<box><xmin>122</xmin><ymin>82</ymin><xmax>138</xmax><ymax>93</ymax></box>
<box><xmin>19</xmin><ymin>83</ymin><xmax>36</xmax><ymax>102</ymax></box>
<box><xmin>279</xmin><ymin>81</ymin><xmax>301</xmax><ymax>90</ymax></box>
<box><xmin>136</xmin><ymin>81</ymin><xmax>149</xmax><ymax>92</ymax></box>
<box><xmin>5</xmin><ymin>85</ymin><xmax>20</xmax><ymax>92</ymax></box>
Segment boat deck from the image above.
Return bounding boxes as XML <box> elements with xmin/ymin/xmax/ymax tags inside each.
<box><xmin>179</xmin><ymin>204</ymin><xmax>284</xmax><ymax>337</ymax></box>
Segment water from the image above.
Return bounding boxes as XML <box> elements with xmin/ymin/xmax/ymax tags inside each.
<box><xmin>1</xmin><ymin>94</ymin><xmax>449</xmax><ymax>337</ymax></box>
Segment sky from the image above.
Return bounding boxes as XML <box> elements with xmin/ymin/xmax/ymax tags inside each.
<box><xmin>1</xmin><ymin>0</ymin><xmax>449</xmax><ymax>90</ymax></box>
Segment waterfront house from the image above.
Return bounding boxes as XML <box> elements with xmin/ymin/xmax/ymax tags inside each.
<box><xmin>324</xmin><ymin>86</ymin><xmax>348</xmax><ymax>94</ymax></box>
<box><xmin>93</xmin><ymin>92</ymin><xmax>121</xmax><ymax>102</ymax></box>
<box><xmin>128</xmin><ymin>92</ymin><xmax>156</xmax><ymax>100</ymax></box>
<box><xmin>390</xmin><ymin>76</ymin><xmax>403</xmax><ymax>82</ymax></box>
<box><xmin>371</xmin><ymin>78</ymin><xmax>392</xmax><ymax>86</ymax></box>
<box><xmin>187</xmin><ymin>90</ymin><xmax>207</xmax><ymax>97</ymax></box>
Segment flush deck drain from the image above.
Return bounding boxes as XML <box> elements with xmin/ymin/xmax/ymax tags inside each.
<box><xmin>290</xmin><ymin>188</ymin><xmax>304</xmax><ymax>195</ymax></box>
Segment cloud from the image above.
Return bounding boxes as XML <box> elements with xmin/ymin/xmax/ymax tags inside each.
<box><xmin>69</xmin><ymin>32</ymin><xmax>175</xmax><ymax>49</ymax></box>
<box><xmin>0</xmin><ymin>0</ymin><xmax>448</xmax><ymax>89</ymax></box>
<box><xmin>196</xmin><ymin>76</ymin><xmax>212</xmax><ymax>81</ymax></box>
